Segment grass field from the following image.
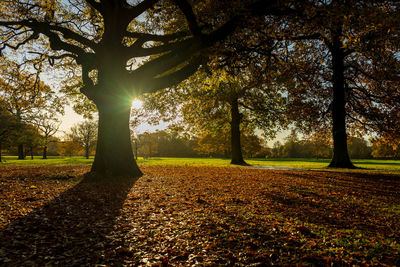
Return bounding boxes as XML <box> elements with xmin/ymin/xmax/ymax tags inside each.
<box><xmin>1</xmin><ymin>155</ymin><xmax>400</xmax><ymax>173</ymax></box>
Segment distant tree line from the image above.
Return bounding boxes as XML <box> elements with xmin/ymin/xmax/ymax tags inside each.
<box><xmin>0</xmin><ymin>104</ymin><xmax>60</xmax><ymax>161</ymax></box>
<box><xmin>131</xmin><ymin>126</ymin><xmax>267</xmax><ymax>159</ymax></box>
<box><xmin>1</xmin><ymin>112</ymin><xmax>398</xmax><ymax>161</ymax></box>
<box><xmin>0</xmin><ymin>114</ymin><xmax>98</xmax><ymax>160</ymax></box>
<box><xmin>132</xmin><ymin>129</ymin><xmax>400</xmax><ymax>160</ymax></box>
<box><xmin>267</xmin><ymin>134</ymin><xmax>399</xmax><ymax>160</ymax></box>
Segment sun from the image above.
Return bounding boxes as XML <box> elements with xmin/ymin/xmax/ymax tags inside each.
<box><xmin>131</xmin><ymin>99</ymin><xmax>143</xmax><ymax>109</ymax></box>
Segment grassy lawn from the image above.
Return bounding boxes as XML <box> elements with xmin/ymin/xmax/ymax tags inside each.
<box><xmin>1</xmin><ymin>156</ymin><xmax>400</xmax><ymax>173</ymax></box>
<box><xmin>249</xmin><ymin>158</ymin><xmax>400</xmax><ymax>172</ymax></box>
<box><xmin>0</xmin><ymin>156</ymin><xmax>94</xmax><ymax>165</ymax></box>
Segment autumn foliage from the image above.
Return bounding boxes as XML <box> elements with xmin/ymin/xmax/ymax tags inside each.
<box><xmin>1</xmin><ymin>165</ymin><xmax>399</xmax><ymax>265</ymax></box>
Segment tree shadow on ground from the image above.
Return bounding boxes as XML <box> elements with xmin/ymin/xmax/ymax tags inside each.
<box><xmin>0</xmin><ymin>176</ymin><xmax>136</xmax><ymax>266</ymax></box>
<box><xmin>261</xmin><ymin>171</ymin><xmax>400</xmax><ymax>238</ymax></box>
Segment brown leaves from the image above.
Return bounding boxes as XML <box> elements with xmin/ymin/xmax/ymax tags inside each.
<box><xmin>0</xmin><ymin>165</ymin><xmax>399</xmax><ymax>265</ymax></box>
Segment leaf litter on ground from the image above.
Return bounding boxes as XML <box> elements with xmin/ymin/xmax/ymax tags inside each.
<box><xmin>0</xmin><ymin>165</ymin><xmax>399</xmax><ymax>266</ymax></box>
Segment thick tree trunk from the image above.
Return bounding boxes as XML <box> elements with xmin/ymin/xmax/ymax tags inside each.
<box><xmin>230</xmin><ymin>96</ymin><xmax>247</xmax><ymax>165</ymax></box>
<box><xmin>83</xmin><ymin>41</ymin><xmax>143</xmax><ymax>179</ymax></box>
<box><xmin>90</xmin><ymin>100</ymin><xmax>142</xmax><ymax>179</ymax></box>
<box><xmin>328</xmin><ymin>33</ymin><xmax>355</xmax><ymax>169</ymax></box>
<box><xmin>30</xmin><ymin>146</ymin><xmax>33</xmax><ymax>160</ymax></box>
<box><xmin>42</xmin><ymin>145</ymin><xmax>47</xmax><ymax>159</ymax></box>
<box><xmin>18</xmin><ymin>144</ymin><xmax>25</xmax><ymax>159</ymax></box>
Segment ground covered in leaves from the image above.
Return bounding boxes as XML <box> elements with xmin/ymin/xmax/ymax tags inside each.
<box><xmin>0</xmin><ymin>165</ymin><xmax>399</xmax><ymax>266</ymax></box>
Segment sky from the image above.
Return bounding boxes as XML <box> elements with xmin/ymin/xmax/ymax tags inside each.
<box><xmin>57</xmin><ymin>105</ymin><xmax>85</xmax><ymax>136</ymax></box>
<box><xmin>57</xmin><ymin>101</ymin><xmax>170</xmax><ymax>137</ymax></box>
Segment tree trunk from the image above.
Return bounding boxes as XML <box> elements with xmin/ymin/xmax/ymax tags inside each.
<box><xmin>90</xmin><ymin>100</ymin><xmax>142</xmax><ymax>179</ymax></box>
<box><xmin>230</xmin><ymin>96</ymin><xmax>247</xmax><ymax>165</ymax></box>
<box><xmin>42</xmin><ymin>145</ymin><xmax>47</xmax><ymax>159</ymax></box>
<box><xmin>328</xmin><ymin>32</ymin><xmax>355</xmax><ymax>169</ymax></box>
<box><xmin>18</xmin><ymin>144</ymin><xmax>25</xmax><ymax>159</ymax></box>
<box><xmin>0</xmin><ymin>141</ymin><xmax>2</xmax><ymax>162</ymax></box>
<box><xmin>85</xmin><ymin>145</ymin><xmax>89</xmax><ymax>159</ymax></box>
<box><xmin>30</xmin><ymin>146</ymin><xmax>34</xmax><ymax>160</ymax></box>
<box><xmin>135</xmin><ymin>141</ymin><xmax>138</xmax><ymax>160</ymax></box>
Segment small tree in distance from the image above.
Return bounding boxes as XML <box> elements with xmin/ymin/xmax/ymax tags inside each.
<box><xmin>67</xmin><ymin>120</ymin><xmax>98</xmax><ymax>159</ymax></box>
<box><xmin>31</xmin><ymin>113</ymin><xmax>61</xmax><ymax>159</ymax></box>
<box><xmin>59</xmin><ymin>140</ymin><xmax>82</xmax><ymax>157</ymax></box>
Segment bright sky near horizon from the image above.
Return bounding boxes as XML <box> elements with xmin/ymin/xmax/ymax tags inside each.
<box><xmin>57</xmin><ymin>105</ymin><xmax>85</xmax><ymax>136</ymax></box>
<box><xmin>57</xmin><ymin>101</ymin><xmax>170</xmax><ymax>138</ymax></box>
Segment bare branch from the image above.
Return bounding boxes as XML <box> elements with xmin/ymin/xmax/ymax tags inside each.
<box><xmin>1</xmin><ymin>31</ymin><xmax>39</xmax><ymax>52</ymax></box>
<box><xmin>0</xmin><ymin>19</ymin><xmax>97</xmax><ymax>50</ymax></box>
<box><xmin>29</xmin><ymin>51</ymin><xmax>78</xmax><ymax>61</ymax></box>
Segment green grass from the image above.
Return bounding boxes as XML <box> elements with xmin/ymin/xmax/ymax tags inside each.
<box><xmin>0</xmin><ymin>156</ymin><xmax>93</xmax><ymax>166</ymax></box>
<box><xmin>1</xmin><ymin>155</ymin><xmax>400</xmax><ymax>173</ymax></box>
<box><xmin>249</xmin><ymin>158</ymin><xmax>400</xmax><ymax>171</ymax></box>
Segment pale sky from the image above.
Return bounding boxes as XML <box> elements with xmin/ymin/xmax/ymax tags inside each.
<box><xmin>57</xmin><ymin>105</ymin><xmax>86</xmax><ymax>136</ymax></box>
<box><xmin>57</xmin><ymin>102</ymin><xmax>169</xmax><ymax>138</ymax></box>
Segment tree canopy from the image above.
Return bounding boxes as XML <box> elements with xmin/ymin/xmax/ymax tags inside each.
<box><xmin>0</xmin><ymin>0</ymin><xmax>297</xmax><ymax>178</ymax></box>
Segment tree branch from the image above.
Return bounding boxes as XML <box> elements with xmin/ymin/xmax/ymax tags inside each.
<box><xmin>274</xmin><ymin>33</ymin><xmax>321</xmax><ymax>41</ymax></box>
<box><xmin>131</xmin><ymin>38</ymin><xmax>200</xmax><ymax>79</ymax></box>
<box><xmin>145</xmin><ymin>56</ymin><xmax>203</xmax><ymax>93</ymax></box>
<box><xmin>47</xmin><ymin>24</ymin><xmax>97</xmax><ymax>49</ymax></box>
<box><xmin>80</xmin><ymin>63</ymin><xmax>97</xmax><ymax>101</ymax></box>
<box><xmin>124</xmin><ymin>30</ymin><xmax>189</xmax><ymax>43</ymax></box>
<box><xmin>29</xmin><ymin>52</ymin><xmax>78</xmax><ymax>62</ymax></box>
<box><xmin>0</xmin><ymin>31</ymin><xmax>39</xmax><ymax>52</ymax></box>
<box><xmin>0</xmin><ymin>19</ymin><xmax>97</xmax><ymax>50</ymax></box>
<box><xmin>127</xmin><ymin>37</ymin><xmax>194</xmax><ymax>58</ymax></box>
<box><xmin>173</xmin><ymin>0</ymin><xmax>201</xmax><ymax>36</ymax></box>
<box><xmin>126</xmin><ymin>0</ymin><xmax>296</xmax><ymax>95</ymax></box>
<box><xmin>84</xmin><ymin>0</ymin><xmax>104</xmax><ymax>15</ymax></box>
<box><xmin>124</xmin><ymin>0</ymin><xmax>159</xmax><ymax>21</ymax></box>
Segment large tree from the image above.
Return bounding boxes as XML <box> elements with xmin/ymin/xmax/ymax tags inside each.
<box><xmin>283</xmin><ymin>0</ymin><xmax>400</xmax><ymax>168</ymax></box>
<box><xmin>0</xmin><ymin>0</ymin><xmax>293</xmax><ymax>178</ymax></box>
<box><xmin>0</xmin><ymin>58</ymin><xmax>58</xmax><ymax>159</ymax></box>
<box><xmin>176</xmin><ymin>67</ymin><xmax>286</xmax><ymax>165</ymax></box>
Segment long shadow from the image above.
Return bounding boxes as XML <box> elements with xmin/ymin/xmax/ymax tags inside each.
<box><xmin>260</xmin><ymin>171</ymin><xmax>400</xmax><ymax>239</ymax></box>
<box><xmin>0</xmin><ymin>176</ymin><xmax>136</xmax><ymax>266</ymax></box>
<box><xmin>352</xmin><ymin>160</ymin><xmax>400</xmax><ymax>167</ymax></box>
<box><xmin>249</xmin><ymin>158</ymin><xmax>331</xmax><ymax>163</ymax></box>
